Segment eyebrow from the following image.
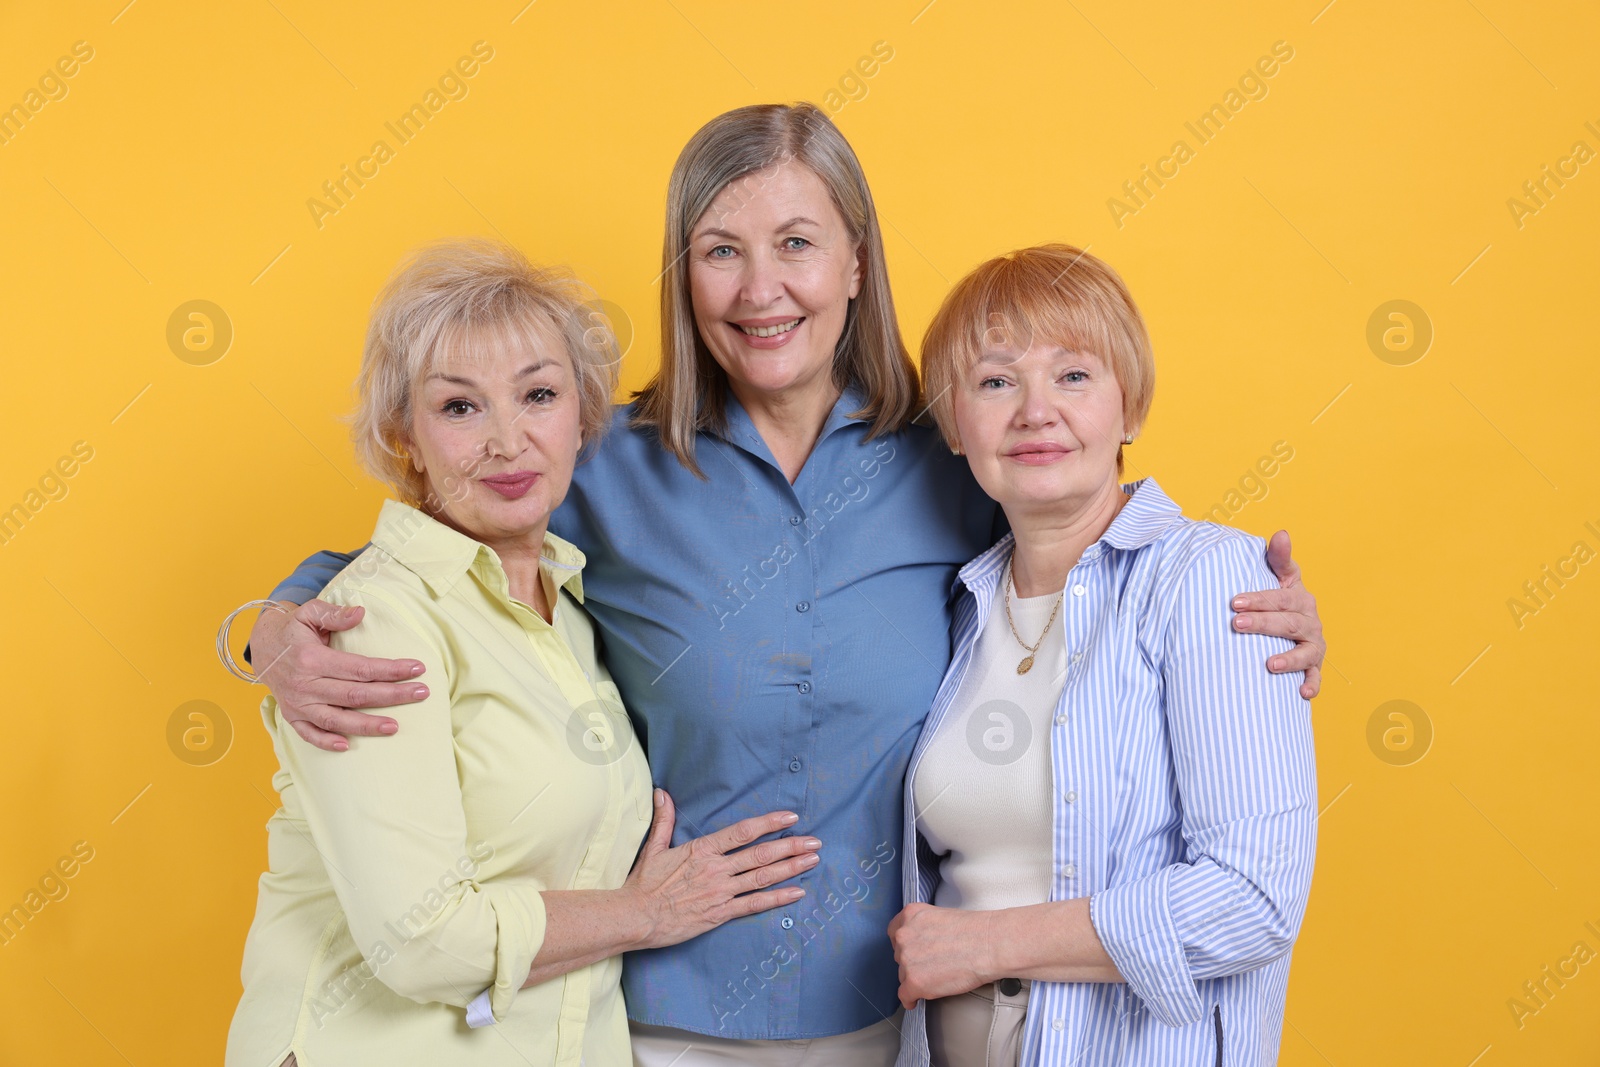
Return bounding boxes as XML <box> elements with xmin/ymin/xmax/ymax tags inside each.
<box><xmin>692</xmin><ymin>216</ymin><xmax>822</xmax><ymax>242</ymax></box>
<box><xmin>426</xmin><ymin>360</ymin><xmax>556</xmax><ymax>387</ymax></box>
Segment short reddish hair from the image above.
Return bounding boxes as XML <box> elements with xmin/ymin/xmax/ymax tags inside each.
<box><xmin>921</xmin><ymin>244</ymin><xmax>1155</xmax><ymax>472</ymax></box>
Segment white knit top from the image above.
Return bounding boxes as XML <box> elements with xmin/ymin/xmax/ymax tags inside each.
<box><xmin>912</xmin><ymin>566</ymin><xmax>1066</xmax><ymax>911</ymax></box>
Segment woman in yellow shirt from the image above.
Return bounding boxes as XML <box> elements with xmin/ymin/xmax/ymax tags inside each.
<box><xmin>226</xmin><ymin>240</ymin><xmax>821</xmax><ymax>1067</ymax></box>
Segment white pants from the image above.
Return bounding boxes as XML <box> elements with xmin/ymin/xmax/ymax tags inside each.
<box><xmin>926</xmin><ymin>981</ymin><xmax>1030</xmax><ymax>1067</ymax></box>
<box><xmin>630</xmin><ymin>1012</ymin><xmax>903</xmax><ymax>1067</ymax></box>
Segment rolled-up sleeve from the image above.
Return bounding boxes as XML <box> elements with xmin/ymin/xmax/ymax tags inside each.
<box><xmin>1090</xmin><ymin>534</ymin><xmax>1318</xmax><ymax>1027</ymax></box>
<box><xmin>274</xmin><ymin>580</ymin><xmax>546</xmax><ymax>1019</ymax></box>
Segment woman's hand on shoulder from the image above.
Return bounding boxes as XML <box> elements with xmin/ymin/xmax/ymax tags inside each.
<box><xmin>251</xmin><ymin>598</ymin><xmax>429</xmax><ymax>751</ymax></box>
<box><xmin>1228</xmin><ymin>530</ymin><xmax>1326</xmax><ymax>699</ymax></box>
<box><xmin>623</xmin><ymin>790</ymin><xmax>821</xmax><ymax>951</ymax></box>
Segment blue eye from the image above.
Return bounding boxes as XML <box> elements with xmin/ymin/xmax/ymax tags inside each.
<box><xmin>1062</xmin><ymin>371</ymin><xmax>1088</xmax><ymax>383</ymax></box>
<box><xmin>709</xmin><ymin>245</ymin><xmax>735</xmax><ymax>259</ymax></box>
<box><xmin>979</xmin><ymin>376</ymin><xmax>1007</xmax><ymax>389</ymax></box>
<box><xmin>783</xmin><ymin>237</ymin><xmax>810</xmax><ymax>251</ymax></box>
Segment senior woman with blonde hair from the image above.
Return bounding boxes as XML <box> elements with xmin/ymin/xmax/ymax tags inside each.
<box><xmin>889</xmin><ymin>245</ymin><xmax>1318</xmax><ymax>1066</ymax></box>
<box><xmin>225</xmin><ymin>239</ymin><xmax>819</xmax><ymax>1067</ymax></box>
<box><xmin>237</xmin><ymin>105</ymin><xmax>1325</xmax><ymax>1065</ymax></box>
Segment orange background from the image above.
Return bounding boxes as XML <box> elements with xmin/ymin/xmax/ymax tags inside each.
<box><xmin>1</xmin><ymin>1</ymin><xmax>1597</xmax><ymax>1063</ymax></box>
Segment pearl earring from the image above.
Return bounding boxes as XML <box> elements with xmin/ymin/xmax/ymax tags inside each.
<box><xmin>1122</xmin><ymin>434</ymin><xmax>1135</xmax><ymax>445</ymax></box>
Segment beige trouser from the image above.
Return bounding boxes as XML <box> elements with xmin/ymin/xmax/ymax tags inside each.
<box><xmin>630</xmin><ymin>1011</ymin><xmax>903</xmax><ymax>1067</ymax></box>
<box><xmin>927</xmin><ymin>980</ymin><xmax>1030</xmax><ymax>1067</ymax></box>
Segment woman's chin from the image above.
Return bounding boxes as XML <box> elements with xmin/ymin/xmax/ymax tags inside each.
<box><xmin>727</xmin><ymin>365</ymin><xmax>826</xmax><ymax>400</ymax></box>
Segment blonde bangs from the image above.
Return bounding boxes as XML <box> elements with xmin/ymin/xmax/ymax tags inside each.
<box><xmin>923</xmin><ymin>244</ymin><xmax>1155</xmax><ymax>460</ymax></box>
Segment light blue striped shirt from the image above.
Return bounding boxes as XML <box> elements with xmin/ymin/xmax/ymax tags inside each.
<box><xmin>897</xmin><ymin>478</ymin><xmax>1317</xmax><ymax>1067</ymax></box>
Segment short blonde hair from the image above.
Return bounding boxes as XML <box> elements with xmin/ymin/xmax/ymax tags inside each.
<box><xmin>350</xmin><ymin>238</ymin><xmax>619</xmax><ymax>508</ymax></box>
<box><xmin>921</xmin><ymin>244</ymin><xmax>1155</xmax><ymax>474</ymax></box>
<box><xmin>631</xmin><ymin>102</ymin><xmax>919</xmax><ymax>477</ymax></box>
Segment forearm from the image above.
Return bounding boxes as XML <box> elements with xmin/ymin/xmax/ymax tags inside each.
<box><xmin>521</xmin><ymin>887</ymin><xmax>653</xmax><ymax>988</ymax></box>
<box><xmin>981</xmin><ymin>897</ymin><xmax>1125</xmax><ymax>984</ymax></box>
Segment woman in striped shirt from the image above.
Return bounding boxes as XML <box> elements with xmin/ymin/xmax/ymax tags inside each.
<box><xmin>891</xmin><ymin>245</ymin><xmax>1318</xmax><ymax>1067</ymax></box>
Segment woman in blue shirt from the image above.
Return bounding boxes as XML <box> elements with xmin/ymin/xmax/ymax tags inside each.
<box><xmin>890</xmin><ymin>245</ymin><xmax>1317</xmax><ymax>1066</ymax></box>
<box><xmin>240</xmin><ymin>104</ymin><xmax>1324</xmax><ymax>1064</ymax></box>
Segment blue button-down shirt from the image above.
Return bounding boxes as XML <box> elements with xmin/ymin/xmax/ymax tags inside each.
<box><xmin>269</xmin><ymin>386</ymin><xmax>1002</xmax><ymax>1039</ymax></box>
<box><xmin>897</xmin><ymin>479</ymin><xmax>1317</xmax><ymax>1067</ymax></box>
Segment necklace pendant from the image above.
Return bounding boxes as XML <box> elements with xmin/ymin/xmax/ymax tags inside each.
<box><xmin>1017</xmin><ymin>655</ymin><xmax>1035</xmax><ymax>675</ymax></box>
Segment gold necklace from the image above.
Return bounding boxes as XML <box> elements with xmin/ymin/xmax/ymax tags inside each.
<box><xmin>1003</xmin><ymin>562</ymin><xmax>1063</xmax><ymax>675</ymax></box>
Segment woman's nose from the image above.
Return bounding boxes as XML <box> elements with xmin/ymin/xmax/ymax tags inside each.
<box><xmin>738</xmin><ymin>252</ymin><xmax>784</xmax><ymax>309</ymax></box>
<box><xmin>481</xmin><ymin>406</ymin><xmax>528</xmax><ymax>459</ymax></box>
<box><xmin>1015</xmin><ymin>383</ymin><xmax>1058</xmax><ymax>428</ymax></box>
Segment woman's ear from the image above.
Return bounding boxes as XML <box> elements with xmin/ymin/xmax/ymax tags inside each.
<box><xmin>848</xmin><ymin>242</ymin><xmax>866</xmax><ymax>301</ymax></box>
<box><xmin>396</xmin><ymin>433</ymin><xmax>424</xmax><ymax>473</ymax></box>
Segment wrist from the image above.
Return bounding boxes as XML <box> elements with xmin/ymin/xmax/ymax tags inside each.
<box><xmin>248</xmin><ymin>601</ymin><xmax>296</xmax><ymax>649</ymax></box>
<box><xmin>973</xmin><ymin>909</ymin><xmax>1007</xmax><ymax>985</ymax></box>
<box><xmin>616</xmin><ymin>884</ymin><xmax>659</xmax><ymax>951</ymax></box>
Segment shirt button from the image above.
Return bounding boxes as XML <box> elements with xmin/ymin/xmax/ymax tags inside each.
<box><xmin>789</xmin><ymin>759</ymin><xmax>803</xmax><ymax>772</ymax></box>
<box><xmin>1052</xmin><ymin>1018</ymin><xmax>1065</xmax><ymax>1031</ymax></box>
<box><xmin>1061</xmin><ymin>863</ymin><xmax>1077</xmax><ymax>878</ymax></box>
<box><xmin>1054</xmin><ymin>714</ymin><xmax>1067</xmax><ymax>725</ymax></box>
<box><xmin>1071</xmin><ymin>584</ymin><xmax>1086</xmax><ymax>597</ymax></box>
<box><xmin>1065</xmin><ymin>790</ymin><xmax>1078</xmax><ymax>804</ymax></box>
<box><xmin>1071</xmin><ymin>652</ymin><xmax>1083</xmax><ymax>663</ymax></box>
<box><xmin>790</xmin><ymin>516</ymin><xmax>802</xmax><ymax>526</ymax></box>
<box><xmin>796</xmin><ymin>601</ymin><xmax>810</xmax><ymax>613</ymax></box>
<box><xmin>781</xmin><ymin>916</ymin><xmax>794</xmax><ymax>929</ymax></box>
<box><xmin>797</xmin><ymin>682</ymin><xmax>811</xmax><ymax>694</ymax></box>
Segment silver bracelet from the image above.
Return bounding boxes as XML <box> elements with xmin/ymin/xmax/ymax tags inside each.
<box><xmin>216</xmin><ymin>599</ymin><xmax>292</xmax><ymax>684</ymax></box>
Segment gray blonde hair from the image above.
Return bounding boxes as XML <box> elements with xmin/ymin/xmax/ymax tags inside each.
<box><xmin>349</xmin><ymin>238</ymin><xmax>619</xmax><ymax>509</ymax></box>
<box><xmin>631</xmin><ymin>102</ymin><xmax>919</xmax><ymax>476</ymax></box>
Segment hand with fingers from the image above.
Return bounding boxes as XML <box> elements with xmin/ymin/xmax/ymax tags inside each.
<box><xmin>624</xmin><ymin>790</ymin><xmax>820</xmax><ymax>951</ymax></box>
<box><xmin>1228</xmin><ymin>530</ymin><xmax>1326</xmax><ymax>700</ymax></box>
<box><xmin>248</xmin><ymin>598</ymin><xmax>428</xmax><ymax>751</ymax></box>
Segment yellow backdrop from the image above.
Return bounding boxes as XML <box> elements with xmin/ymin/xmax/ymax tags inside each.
<box><xmin>2</xmin><ymin>1</ymin><xmax>1596</xmax><ymax>1063</ymax></box>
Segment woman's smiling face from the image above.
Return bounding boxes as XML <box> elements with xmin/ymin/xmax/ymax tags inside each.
<box><xmin>953</xmin><ymin>341</ymin><xmax>1129</xmax><ymax>517</ymax></box>
<box><xmin>687</xmin><ymin>162</ymin><xmax>864</xmax><ymax>404</ymax></box>
<box><xmin>405</xmin><ymin>319</ymin><xmax>583</xmax><ymax>544</ymax></box>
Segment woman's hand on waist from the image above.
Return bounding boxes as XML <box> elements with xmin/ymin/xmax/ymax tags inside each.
<box><xmin>623</xmin><ymin>790</ymin><xmax>820</xmax><ymax>951</ymax></box>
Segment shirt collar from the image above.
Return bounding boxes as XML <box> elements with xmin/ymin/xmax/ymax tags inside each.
<box><xmin>713</xmin><ymin>381</ymin><xmax>872</xmax><ymax>451</ymax></box>
<box><xmin>368</xmin><ymin>498</ymin><xmax>586</xmax><ymax>603</ymax></box>
<box><xmin>956</xmin><ymin>477</ymin><xmax>1185</xmax><ymax>596</ymax></box>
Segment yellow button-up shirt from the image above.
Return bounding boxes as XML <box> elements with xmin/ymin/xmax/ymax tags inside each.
<box><xmin>228</xmin><ymin>499</ymin><xmax>653</xmax><ymax>1067</ymax></box>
